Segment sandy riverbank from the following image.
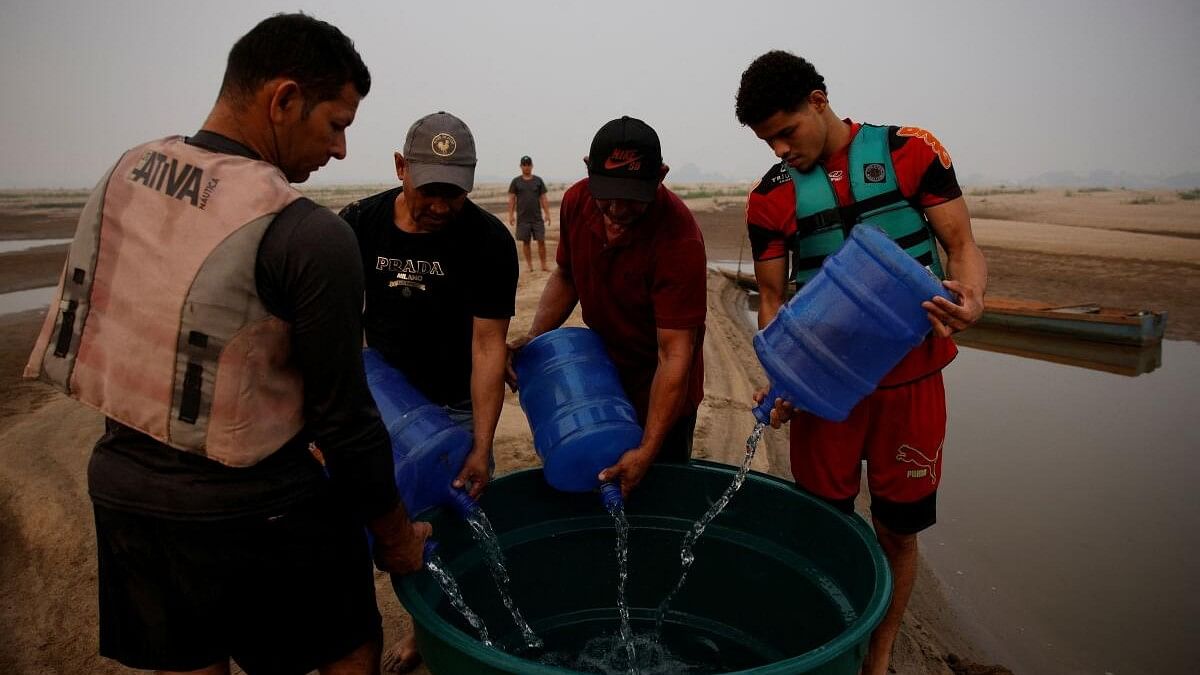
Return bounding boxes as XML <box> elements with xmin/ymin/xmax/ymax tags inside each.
<box><xmin>2</xmin><ymin>184</ymin><xmax>1196</xmax><ymax>674</ymax></box>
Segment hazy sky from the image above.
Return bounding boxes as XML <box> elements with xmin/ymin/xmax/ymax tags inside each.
<box><xmin>2</xmin><ymin>0</ymin><xmax>1198</xmax><ymax>189</ymax></box>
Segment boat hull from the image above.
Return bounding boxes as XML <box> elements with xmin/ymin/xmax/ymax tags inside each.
<box><xmin>979</xmin><ymin>298</ymin><xmax>1166</xmax><ymax>346</ymax></box>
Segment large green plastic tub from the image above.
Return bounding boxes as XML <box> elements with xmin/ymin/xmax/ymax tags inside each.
<box><xmin>394</xmin><ymin>461</ymin><xmax>892</xmax><ymax>674</ymax></box>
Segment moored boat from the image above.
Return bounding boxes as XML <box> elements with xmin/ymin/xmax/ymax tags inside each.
<box><xmin>980</xmin><ymin>297</ymin><xmax>1166</xmax><ymax>346</ymax></box>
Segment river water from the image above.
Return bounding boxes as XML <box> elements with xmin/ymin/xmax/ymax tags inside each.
<box><xmin>928</xmin><ymin>338</ymin><xmax>1200</xmax><ymax>675</ymax></box>
<box><xmin>0</xmin><ymin>285</ymin><xmax>55</xmax><ymax>316</ymax></box>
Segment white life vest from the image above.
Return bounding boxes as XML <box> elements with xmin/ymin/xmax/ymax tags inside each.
<box><xmin>25</xmin><ymin>135</ymin><xmax>307</xmax><ymax>467</ymax></box>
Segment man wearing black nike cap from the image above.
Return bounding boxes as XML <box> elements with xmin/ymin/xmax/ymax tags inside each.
<box><xmin>508</xmin><ymin>116</ymin><xmax>708</xmax><ymax>498</ymax></box>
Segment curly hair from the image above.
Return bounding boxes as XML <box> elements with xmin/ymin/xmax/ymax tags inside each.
<box><xmin>735</xmin><ymin>51</ymin><xmax>827</xmax><ymax>126</ymax></box>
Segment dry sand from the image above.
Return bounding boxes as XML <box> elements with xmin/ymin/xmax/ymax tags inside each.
<box><xmin>2</xmin><ymin>185</ymin><xmax>1196</xmax><ymax>674</ymax></box>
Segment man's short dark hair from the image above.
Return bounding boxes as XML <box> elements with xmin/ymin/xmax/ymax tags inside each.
<box><xmin>735</xmin><ymin>51</ymin><xmax>827</xmax><ymax>126</ymax></box>
<box><xmin>219</xmin><ymin>13</ymin><xmax>370</xmax><ymax>114</ymax></box>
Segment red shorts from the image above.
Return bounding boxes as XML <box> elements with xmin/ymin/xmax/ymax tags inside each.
<box><xmin>789</xmin><ymin>371</ymin><xmax>946</xmax><ymax>534</ymax></box>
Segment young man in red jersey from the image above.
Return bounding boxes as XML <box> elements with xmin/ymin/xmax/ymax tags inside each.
<box><xmin>736</xmin><ymin>50</ymin><xmax>987</xmax><ymax>675</ymax></box>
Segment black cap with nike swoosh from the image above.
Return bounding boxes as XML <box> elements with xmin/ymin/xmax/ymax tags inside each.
<box><xmin>587</xmin><ymin>116</ymin><xmax>662</xmax><ymax>203</ymax></box>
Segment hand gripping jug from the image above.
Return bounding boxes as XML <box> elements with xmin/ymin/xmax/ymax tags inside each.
<box><xmin>753</xmin><ymin>224</ymin><xmax>955</xmax><ymax>424</ymax></box>
<box><xmin>363</xmin><ymin>348</ymin><xmax>478</xmax><ymax>521</ymax></box>
<box><xmin>512</xmin><ymin>327</ymin><xmax>640</xmax><ymax>509</ymax></box>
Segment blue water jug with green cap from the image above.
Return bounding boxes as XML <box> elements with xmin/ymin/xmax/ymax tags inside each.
<box><xmin>363</xmin><ymin>348</ymin><xmax>478</xmax><ymax>521</ymax></box>
<box><xmin>753</xmin><ymin>224</ymin><xmax>955</xmax><ymax>424</ymax></box>
<box><xmin>512</xmin><ymin>327</ymin><xmax>640</xmax><ymax>509</ymax></box>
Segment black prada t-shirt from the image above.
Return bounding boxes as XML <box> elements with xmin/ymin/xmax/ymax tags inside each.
<box><xmin>340</xmin><ymin>187</ymin><xmax>518</xmax><ymax>406</ymax></box>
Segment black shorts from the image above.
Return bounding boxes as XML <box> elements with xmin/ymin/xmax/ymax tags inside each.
<box><xmin>94</xmin><ymin>491</ymin><xmax>381</xmax><ymax>674</ymax></box>
<box><xmin>515</xmin><ymin>220</ymin><xmax>545</xmax><ymax>242</ymax></box>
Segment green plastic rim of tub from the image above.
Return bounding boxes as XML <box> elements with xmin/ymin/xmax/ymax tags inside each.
<box><xmin>394</xmin><ymin>460</ymin><xmax>893</xmax><ymax>674</ymax></box>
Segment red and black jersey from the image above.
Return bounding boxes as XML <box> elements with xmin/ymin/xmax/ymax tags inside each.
<box><xmin>747</xmin><ymin>120</ymin><xmax>962</xmax><ymax>262</ymax></box>
<box><xmin>746</xmin><ymin>120</ymin><xmax>963</xmax><ymax>386</ymax></box>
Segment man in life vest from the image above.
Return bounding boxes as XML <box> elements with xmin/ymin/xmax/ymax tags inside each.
<box><xmin>735</xmin><ymin>51</ymin><xmax>987</xmax><ymax>675</ymax></box>
<box><xmin>507</xmin><ymin>116</ymin><xmax>708</xmax><ymax>499</ymax></box>
<box><xmin>24</xmin><ymin>14</ymin><xmax>430</xmax><ymax>675</ymax></box>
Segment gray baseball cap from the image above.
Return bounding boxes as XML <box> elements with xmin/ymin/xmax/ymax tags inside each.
<box><xmin>402</xmin><ymin>111</ymin><xmax>476</xmax><ymax>192</ymax></box>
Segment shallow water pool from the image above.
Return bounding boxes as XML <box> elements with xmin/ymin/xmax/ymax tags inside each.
<box><xmin>930</xmin><ymin>338</ymin><xmax>1199</xmax><ymax>674</ymax></box>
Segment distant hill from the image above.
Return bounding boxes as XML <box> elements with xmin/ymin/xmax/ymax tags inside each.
<box><xmin>476</xmin><ymin>162</ymin><xmax>747</xmax><ymax>186</ymax></box>
<box><xmin>666</xmin><ymin>163</ymin><xmax>746</xmax><ymax>184</ymax></box>
<box><xmin>963</xmin><ymin>170</ymin><xmax>1200</xmax><ymax>189</ymax></box>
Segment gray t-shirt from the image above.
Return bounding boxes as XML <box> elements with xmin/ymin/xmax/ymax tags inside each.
<box><xmin>508</xmin><ymin>175</ymin><xmax>547</xmax><ymax>224</ymax></box>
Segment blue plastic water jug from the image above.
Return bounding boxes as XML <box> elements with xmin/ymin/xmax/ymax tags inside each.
<box><xmin>753</xmin><ymin>224</ymin><xmax>955</xmax><ymax>424</ymax></box>
<box><xmin>512</xmin><ymin>327</ymin><xmax>643</xmax><ymax>502</ymax></box>
<box><xmin>363</xmin><ymin>348</ymin><xmax>477</xmax><ymax>520</ymax></box>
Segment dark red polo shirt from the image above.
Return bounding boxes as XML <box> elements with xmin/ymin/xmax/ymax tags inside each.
<box><xmin>557</xmin><ymin>179</ymin><xmax>707</xmax><ymax>423</ymax></box>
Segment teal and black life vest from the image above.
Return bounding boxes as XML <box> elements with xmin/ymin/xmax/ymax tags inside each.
<box><xmin>788</xmin><ymin>123</ymin><xmax>944</xmax><ymax>287</ymax></box>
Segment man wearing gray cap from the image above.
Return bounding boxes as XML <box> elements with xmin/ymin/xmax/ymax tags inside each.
<box><xmin>341</xmin><ymin>111</ymin><xmax>517</xmax><ymax>498</ymax></box>
<box><xmin>340</xmin><ymin>111</ymin><xmax>517</xmax><ymax>670</ymax></box>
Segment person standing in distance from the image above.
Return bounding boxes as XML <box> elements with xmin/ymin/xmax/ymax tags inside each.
<box><xmin>735</xmin><ymin>50</ymin><xmax>986</xmax><ymax>675</ymax></box>
<box><xmin>507</xmin><ymin>116</ymin><xmax>707</xmax><ymax>499</ymax></box>
<box><xmin>338</xmin><ymin>112</ymin><xmax>518</xmax><ymax>670</ymax></box>
<box><xmin>507</xmin><ymin>155</ymin><xmax>552</xmax><ymax>272</ymax></box>
<box><xmin>24</xmin><ymin>13</ymin><xmax>431</xmax><ymax>675</ymax></box>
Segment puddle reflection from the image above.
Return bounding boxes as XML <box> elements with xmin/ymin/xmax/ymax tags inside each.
<box><xmin>0</xmin><ymin>286</ymin><xmax>55</xmax><ymax>316</ymax></box>
<box><xmin>0</xmin><ymin>238</ymin><xmax>70</xmax><ymax>254</ymax></box>
<box><xmin>932</xmin><ymin>340</ymin><xmax>1200</xmax><ymax>675</ymax></box>
<box><xmin>956</xmin><ymin>325</ymin><xmax>1162</xmax><ymax>377</ymax></box>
